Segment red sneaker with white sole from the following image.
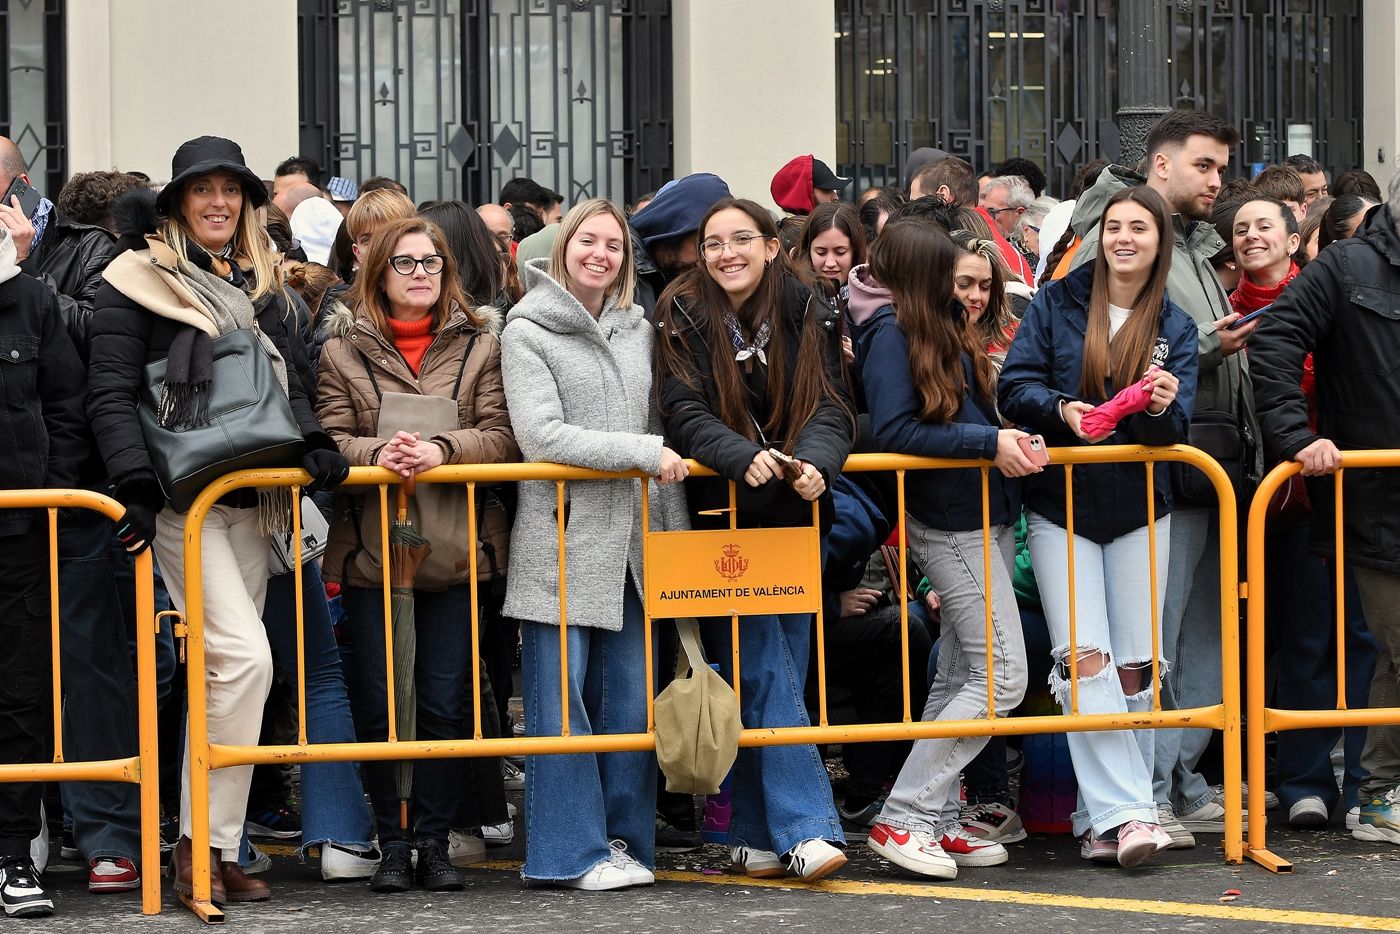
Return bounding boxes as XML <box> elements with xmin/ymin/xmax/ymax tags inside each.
<box><xmin>88</xmin><ymin>857</ymin><xmax>140</xmax><ymax>893</ymax></box>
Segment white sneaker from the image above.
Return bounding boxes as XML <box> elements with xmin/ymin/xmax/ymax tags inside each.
<box><xmin>447</xmin><ymin>830</ymin><xmax>486</xmax><ymax>867</ymax></box>
<box><xmin>501</xmin><ymin>761</ymin><xmax>525</xmax><ymax>790</ymax></box>
<box><xmin>1156</xmin><ymin>804</ymin><xmax>1196</xmax><ymax>849</ymax></box>
<box><xmin>557</xmin><ymin>856</ymin><xmax>631</xmax><ymax>892</ymax></box>
<box><xmin>320</xmin><ymin>842</ymin><xmax>380</xmax><ymax>881</ymax></box>
<box><xmin>607</xmin><ymin>840</ymin><xmax>655</xmax><ymax>887</ymax></box>
<box><xmin>1288</xmin><ymin>796</ymin><xmax>1330</xmax><ymax>828</ymax></box>
<box><xmin>783</xmin><ymin>838</ymin><xmax>847</xmax><ymax>882</ymax></box>
<box><xmin>867</xmin><ymin>822</ymin><xmax>957</xmax><ymax>879</ymax></box>
<box><xmin>482</xmin><ymin>818</ymin><xmax>514</xmax><ymax>847</ymax></box>
<box><xmin>730</xmin><ymin>844</ymin><xmax>784</xmax><ymax>879</ymax></box>
<box><xmin>1178</xmin><ymin>799</ymin><xmax>1248</xmax><ymax>833</ymax></box>
<box><xmin>959</xmin><ymin>801</ymin><xmax>1028</xmax><ymax>844</ymax></box>
<box><xmin>1346</xmin><ymin>806</ymin><xmax>1361</xmax><ymax>831</ymax></box>
<box><xmin>243</xmin><ymin>841</ymin><xmax>272</xmax><ymax>875</ymax></box>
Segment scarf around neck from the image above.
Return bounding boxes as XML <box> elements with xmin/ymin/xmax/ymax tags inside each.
<box><xmin>723</xmin><ymin>311</ymin><xmax>771</xmax><ymax>366</ymax></box>
<box><xmin>1229</xmin><ymin>261</ymin><xmax>1299</xmax><ymax>315</ymax></box>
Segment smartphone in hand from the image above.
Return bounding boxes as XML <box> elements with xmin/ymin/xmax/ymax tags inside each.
<box><xmin>766</xmin><ymin>447</ymin><xmax>805</xmax><ymax>483</ymax></box>
<box><xmin>1227</xmin><ymin>305</ymin><xmax>1270</xmax><ymax>330</ymax></box>
<box><xmin>1</xmin><ymin>176</ymin><xmax>41</xmax><ymax>219</ymax></box>
<box><xmin>1016</xmin><ymin>434</ymin><xmax>1050</xmax><ymax>467</ymax></box>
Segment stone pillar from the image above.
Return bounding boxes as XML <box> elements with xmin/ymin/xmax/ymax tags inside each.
<box><xmin>1115</xmin><ymin>0</ymin><xmax>1171</xmax><ymax>169</ymax></box>
<box><xmin>1363</xmin><ymin>0</ymin><xmax>1400</xmax><ymax>196</ymax></box>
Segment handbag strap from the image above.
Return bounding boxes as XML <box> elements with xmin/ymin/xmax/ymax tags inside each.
<box><xmin>674</xmin><ymin>618</ymin><xmax>706</xmax><ymax>680</ymax></box>
<box><xmin>357</xmin><ymin>332</ymin><xmax>479</xmax><ymax>403</ymax></box>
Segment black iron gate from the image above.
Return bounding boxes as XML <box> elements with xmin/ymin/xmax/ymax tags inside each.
<box><xmin>0</xmin><ymin>0</ymin><xmax>66</xmax><ymax>196</ymax></box>
<box><xmin>836</xmin><ymin>0</ymin><xmax>1363</xmax><ymax>196</ymax></box>
<box><xmin>298</xmin><ymin>0</ymin><xmax>672</xmax><ymax>207</ymax></box>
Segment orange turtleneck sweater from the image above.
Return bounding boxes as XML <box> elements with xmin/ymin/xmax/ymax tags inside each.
<box><xmin>387</xmin><ymin>314</ymin><xmax>433</xmax><ymax>375</ymax></box>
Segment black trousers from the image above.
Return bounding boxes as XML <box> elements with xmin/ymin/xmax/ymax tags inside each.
<box><xmin>0</xmin><ymin>532</ymin><xmax>52</xmax><ymax>856</ymax></box>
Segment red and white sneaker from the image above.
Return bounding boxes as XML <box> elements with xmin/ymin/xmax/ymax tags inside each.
<box><xmin>88</xmin><ymin>856</ymin><xmax>140</xmax><ymax>893</ymax></box>
<box><xmin>1079</xmin><ymin>831</ymin><xmax>1118</xmax><ymax>864</ymax></box>
<box><xmin>937</xmin><ymin>825</ymin><xmax>1009</xmax><ymax>867</ymax></box>
<box><xmin>1115</xmin><ymin>820</ymin><xmax>1172</xmax><ymax>869</ymax></box>
<box><xmin>867</xmin><ymin>822</ymin><xmax>957</xmax><ymax>880</ymax></box>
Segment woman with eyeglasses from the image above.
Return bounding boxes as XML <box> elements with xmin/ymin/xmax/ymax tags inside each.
<box><xmin>655</xmin><ymin>197</ymin><xmax>855</xmax><ymax>883</ymax></box>
<box><xmin>316</xmin><ymin>216</ymin><xmax>519</xmax><ymax>894</ymax></box>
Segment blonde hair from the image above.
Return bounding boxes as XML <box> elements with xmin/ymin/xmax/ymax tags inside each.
<box><xmin>347</xmin><ymin>189</ymin><xmax>416</xmax><ymax>242</ymax></box>
<box><xmin>546</xmin><ymin>198</ymin><xmax>637</xmax><ymax>308</ymax></box>
<box><xmin>160</xmin><ymin>183</ymin><xmax>280</xmax><ymax>301</ymax></box>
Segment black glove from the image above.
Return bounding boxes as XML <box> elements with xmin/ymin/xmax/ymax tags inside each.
<box><xmin>302</xmin><ymin>448</ymin><xmax>350</xmax><ymax>494</ymax></box>
<box><xmin>117</xmin><ymin>503</ymin><xmax>157</xmax><ymax>555</ymax></box>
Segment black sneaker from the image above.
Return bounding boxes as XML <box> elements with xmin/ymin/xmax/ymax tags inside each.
<box><xmin>654</xmin><ymin>816</ymin><xmax>702</xmax><ymax>854</ymax></box>
<box><xmin>837</xmin><ymin>800</ymin><xmax>880</xmax><ymax>842</ymax></box>
<box><xmin>0</xmin><ymin>856</ymin><xmax>54</xmax><ymax>918</ymax></box>
<box><xmin>369</xmin><ymin>841</ymin><xmax>413</xmax><ymax>893</ymax></box>
<box><xmin>247</xmin><ymin>806</ymin><xmax>301</xmax><ymax>840</ymax></box>
<box><xmin>415</xmin><ymin>840</ymin><xmax>464</xmax><ymax>892</ymax></box>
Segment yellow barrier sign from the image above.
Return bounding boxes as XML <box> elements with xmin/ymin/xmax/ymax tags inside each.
<box><xmin>645</xmin><ymin>526</ymin><xmax>822</xmax><ymax>618</ymax></box>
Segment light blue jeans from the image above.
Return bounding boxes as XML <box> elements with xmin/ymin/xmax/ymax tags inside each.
<box><xmin>879</xmin><ymin>522</ymin><xmax>1027</xmax><ymax>833</ymax></box>
<box><xmin>521</xmin><ymin>580</ymin><xmax>656</xmax><ymax>881</ymax></box>
<box><xmin>708</xmin><ymin>611</ymin><xmax>845</xmax><ymax>856</ymax></box>
<box><xmin>1027</xmin><ymin>512</ymin><xmax>1171</xmax><ymax>838</ymax></box>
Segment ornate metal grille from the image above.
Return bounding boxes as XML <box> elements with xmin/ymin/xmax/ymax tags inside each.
<box><xmin>0</xmin><ymin>0</ymin><xmax>65</xmax><ymax>196</ymax></box>
<box><xmin>836</xmin><ymin>0</ymin><xmax>1362</xmax><ymax>196</ymax></box>
<box><xmin>298</xmin><ymin>0</ymin><xmax>671</xmax><ymax>206</ymax></box>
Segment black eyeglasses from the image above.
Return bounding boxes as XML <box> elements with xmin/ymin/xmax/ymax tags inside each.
<box><xmin>984</xmin><ymin>206</ymin><xmax>1024</xmax><ymax>220</ymax></box>
<box><xmin>389</xmin><ymin>254</ymin><xmax>446</xmax><ymax>275</ymax></box>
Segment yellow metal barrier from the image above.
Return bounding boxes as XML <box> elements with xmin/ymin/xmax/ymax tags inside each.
<box><xmin>0</xmin><ymin>490</ymin><xmax>162</xmax><ymax>915</ymax></box>
<box><xmin>178</xmin><ymin>444</ymin><xmax>1241</xmax><ymax>921</ymax></box>
<box><xmin>1244</xmin><ymin>451</ymin><xmax>1400</xmax><ymax>873</ymax></box>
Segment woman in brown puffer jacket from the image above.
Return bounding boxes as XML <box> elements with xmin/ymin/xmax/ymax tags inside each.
<box><xmin>315</xmin><ymin>216</ymin><xmax>518</xmax><ymax>894</ymax></box>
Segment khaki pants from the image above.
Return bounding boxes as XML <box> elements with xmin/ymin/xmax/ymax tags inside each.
<box><xmin>154</xmin><ymin>505</ymin><xmax>274</xmax><ymax>859</ymax></box>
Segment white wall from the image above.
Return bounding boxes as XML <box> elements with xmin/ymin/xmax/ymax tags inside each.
<box><xmin>67</xmin><ymin>0</ymin><xmax>299</xmax><ymax>182</ymax></box>
<box><xmin>672</xmin><ymin>0</ymin><xmax>837</xmax><ymax>212</ymax></box>
<box><xmin>1363</xmin><ymin>0</ymin><xmax>1399</xmax><ymax>197</ymax></box>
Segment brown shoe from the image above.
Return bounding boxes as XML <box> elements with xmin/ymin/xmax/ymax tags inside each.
<box><xmin>220</xmin><ymin>861</ymin><xmax>272</xmax><ymax>902</ymax></box>
<box><xmin>167</xmin><ymin>837</ymin><xmax>227</xmax><ymax>906</ymax></box>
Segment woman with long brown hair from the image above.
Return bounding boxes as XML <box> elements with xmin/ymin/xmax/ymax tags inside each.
<box><xmin>654</xmin><ymin>197</ymin><xmax>854</xmax><ymax>883</ymax></box>
<box><xmin>999</xmin><ymin>185</ymin><xmax>1198</xmax><ymax>869</ymax></box>
<box><xmin>856</xmin><ymin>219</ymin><xmax>1037</xmax><ymax>879</ymax></box>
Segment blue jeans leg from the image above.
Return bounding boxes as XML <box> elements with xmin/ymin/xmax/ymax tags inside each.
<box><xmin>58</xmin><ymin>513</ymin><xmax>143</xmax><ymax>863</ymax></box>
<box><xmin>116</xmin><ymin>538</ymin><xmax>177</xmax><ymax>708</ymax></box>
<box><xmin>342</xmin><ymin>584</ymin><xmax>473</xmax><ymax>844</ymax></box>
<box><xmin>711</xmin><ymin>612</ymin><xmax>845</xmax><ymax>856</ymax></box>
<box><xmin>262</xmin><ymin>564</ymin><xmax>374</xmax><ymax>852</ymax></box>
<box><xmin>521</xmin><ymin>581</ymin><xmax>656</xmax><ymax>880</ymax></box>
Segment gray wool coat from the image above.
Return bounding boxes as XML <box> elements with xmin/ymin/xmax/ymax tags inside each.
<box><xmin>500</xmin><ymin>260</ymin><xmax>689</xmax><ymax>630</ymax></box>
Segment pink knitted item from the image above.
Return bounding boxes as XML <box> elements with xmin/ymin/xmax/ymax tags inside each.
<box><xmin>1080</xmin><ymin>367</ymin><xmax>1158</xmax><ymax>438</ymax></box>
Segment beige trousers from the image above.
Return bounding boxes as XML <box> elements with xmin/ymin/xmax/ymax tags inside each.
<box><xmin>154</xmin><ymin>505</ymin><xmax>274</xmax><ymax>859</ymax></box>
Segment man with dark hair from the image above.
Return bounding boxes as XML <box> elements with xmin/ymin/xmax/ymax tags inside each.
<box><xmin>273</xmin><ymin>155</ymin><xmax>324</xmax><ymax>200</ymax></box>
<box><xmin>995</xmin><ymin>157</ymin><xmax>1047</xmax><ymax>198</ymax></box>
<box><xmin>499</xmin><ymin>177</ymin><xmax>563</xmax><ymax>226</ymax></box>
<box><xmin>1253</xmin><ymin>165</ymin><xmax>1307</xmax><ymax>222</ymax></box>
<box><xmin>770</xmin><ymin>154</ymin><xmax>850</xmax><ymax>216</ymax></box>
<box><xmin>629</xmin><ymin>172</ymin><xmax>731</xmax><ymax>317</ymax></box>
<box><xmin>1284</xmin><ymin>154</ymin><xmax>1329</xmax><ymax>206</ymax></box>
<box><xmin>55</xmin><ymin>171</ymin><xmax>147</xmax><ymax>234</ymax></box>
<box><xmin>912</xmin><ymin>155</ymin><xmax>1033</xmax><ymax>280</ymax></box>
<box><xmin>1068</xmin><ymin>108</ymin><xmax>1262</xmax><ymax>849</ymax></box>
<box><xmin>358</xmin><ymin>175</ymin><xmax>409</xmax><ymax>196</ymax></box>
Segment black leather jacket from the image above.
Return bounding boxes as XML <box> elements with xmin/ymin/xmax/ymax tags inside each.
<box><xmin>21</xmin><ymin>208</ymin><xmax>117</xmax><ymax>361</ymax></box>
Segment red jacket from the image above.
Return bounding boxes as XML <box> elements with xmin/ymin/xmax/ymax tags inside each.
<box><xmin>975</xmin><ymin>206</ymin><xmax>1035</xmax><ymax>283</ymax></box>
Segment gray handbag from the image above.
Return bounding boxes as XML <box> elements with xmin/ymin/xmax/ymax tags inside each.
<box><xmin>138</xmin><ymin>328</ymin><xmax>305</xmax><ymax>512</ymax></box>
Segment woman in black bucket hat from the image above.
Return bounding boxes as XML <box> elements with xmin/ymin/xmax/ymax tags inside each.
<box><xmin>86</xmin><ymin>135</ymin><xmax>350</xmax><ymax>907</ymax></box>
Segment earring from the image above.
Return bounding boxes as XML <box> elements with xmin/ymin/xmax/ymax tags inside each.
<box><xmin>764</xmin><ymin>259</ymin><xmax>772</xmax><ymax>269</ymax></box>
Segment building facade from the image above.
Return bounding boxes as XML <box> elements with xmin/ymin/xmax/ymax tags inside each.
<box><xmin>3</xmin><ymin>0</ymin><xmax>1394</xmax><ymax>208</ymax></box>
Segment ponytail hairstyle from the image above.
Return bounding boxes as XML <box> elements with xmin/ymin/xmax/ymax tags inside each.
<box><xmin>655</xmin><ymin>197</ymin><xmax>851</xmax><ymax>449</ymax></box>
<box><xmin>869</xmin><ymin>218</ymin><xmax>995</xmax><ymax>421</ymax></box>
<box><xmin>1079</xmin><ymin>185</ymin><xmax>1173</xmax><ymax>399</ymax></box>
<box><xmin>948</xmin><ymin>228</ymin><xmax>1013</xmax><ymax>353</ymax></box>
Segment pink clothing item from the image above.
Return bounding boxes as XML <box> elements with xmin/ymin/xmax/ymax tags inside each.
<box><xmin>1080</xmin><ymin>368</ymin><xmax>1158</xmax><ymax>438</ymax></box>
<box><xmin>846</xmin><ymin>264</ymin><xmax>893</xmax><ymax>324</ymax></box>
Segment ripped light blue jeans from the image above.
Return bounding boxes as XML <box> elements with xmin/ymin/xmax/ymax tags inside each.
<box><xmin>1027</xmin><ymin>513</ymin><xmax>1171</xmax><ymax>838</ymax></box>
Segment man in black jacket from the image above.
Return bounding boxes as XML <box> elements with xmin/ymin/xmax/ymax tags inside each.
<box><xmin>0</xmin><ymin>137</ymin><xmax>144</xmax><ymax>893</ymax></box>
<box><xmin>1250</xmin><ymin>179</ymin><xmax>1400</xmax><ymax>847</ymax></box>
<box><xmin>0</xmin><ymin>226</ymin><xmax>87</xmax><ymax>918</ymax></box>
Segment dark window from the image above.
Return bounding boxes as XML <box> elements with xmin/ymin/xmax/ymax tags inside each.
<box><xmin>0</xmin><ymin>0</ymin><xmax>67</xmax><ymax>196</ymax></box>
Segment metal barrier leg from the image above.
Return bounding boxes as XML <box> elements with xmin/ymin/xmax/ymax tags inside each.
<box><xmin>134</xmin><ymin>553</ymin><xmax>164</xmax><ymax>913</ymax></box>
<box><xmin>182</xmin><ymin>515</ymin><xmax>225</xmax><ymax>923</ymax></box>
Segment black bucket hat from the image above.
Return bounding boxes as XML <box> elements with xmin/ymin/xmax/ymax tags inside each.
<box><xmin>155</xmin><ymin>135</ymin><xmax>268</xmax><ymax>214</ymax></box>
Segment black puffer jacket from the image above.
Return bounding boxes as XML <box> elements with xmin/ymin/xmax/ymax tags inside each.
<box><xmin>657</xmin><ymin>275</ymin><xmax>854</xmax><ymax>530</ymax></box>
<box><xmin>20</xmin><ymin>208</ymin><xmax>116</xmax><ymax>361</ymax></box>
<box><xmin>86</xmin><ymin>242</ymin><xmax>335</xmax><ymax>513</ymax></box>
<box><xmin>1250</xmin><ymin>203</ymin><xmax>1400</xmax><ymax>573</ymax></box>
<box><xmin>0</xmin><ymin>266</ymin><xmax>88</xmax><ymax>536</ymax></box>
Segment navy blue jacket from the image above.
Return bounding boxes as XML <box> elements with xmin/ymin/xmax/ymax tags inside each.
<box><xmin>997</xmin><ymin>264</ymin><xmax>1198</xmax><ymax>544</ymax></box>
<box><xmin>861</xmin><ymin>305</ymin><xmax>1020</xmax><ymax>531</ymax></box>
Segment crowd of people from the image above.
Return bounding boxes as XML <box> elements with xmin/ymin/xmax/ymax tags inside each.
<box><xmin>0</xmin><ymin>108</ymin><xmax>1397</xmax><ymax>917</ymax></box>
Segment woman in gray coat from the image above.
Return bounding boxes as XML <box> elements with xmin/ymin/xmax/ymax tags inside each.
<box><xmin>500</xmin><ymin>198</ymin><xmax>689</xmax><ymax>891</ymax></box>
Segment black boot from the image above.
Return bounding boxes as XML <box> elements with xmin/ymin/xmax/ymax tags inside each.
<box><xmin>369</xmin><ymin>841</ymin><xmax>413</xmax><ymax>893</ymax></box>
<box><xmin>415</xmin><ymin>839</ymin><xmax>464</xmax><ymax>892</ymax></box>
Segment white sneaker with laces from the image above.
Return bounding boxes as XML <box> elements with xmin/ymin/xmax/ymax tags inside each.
<box><xmin>243</xmin><ymin>841</ymin><xmax>272</xmax><ymax>875</ymax></box>
<box><xmin>321</xmin><ymin>842</ymin><xmax>380</xmax><ymax>881</ymax></box>
<box><xmin>867</xmin><ymin>822</ymin><xmax>957</xmax><ymax>879</ymax></box>
<box><xmin>1346</xmin><ymin>806</ymin><xmax>1361</xmax><ymax>831</ymax></box>
<box><xmin>730</xmin><ymin>844</ymin><xmax>784</xmax><ymax>878</ymax></box>
<box><xmin>557</xmin><ymin>856</ymin><xmax>631</xmax><ymax>892</ymax></box>
<box><xmin>0</xmin><ymin>857</ymin><xmax>53</xmax><ymax>918</ymax></box>
<box><xmin>1288</xmin><ymin>796</ymin><xmax>1330</xmax><ymax>828</ymax></box>
<box><xmin>482</xmin><ymin>818</ymin><xmax>514</xmax><ymax>847</ymax></box>
<box><xmin>959</xmin><ymin>801</ymin><xmax>1028</xmax><ymax>844</ymax></box>
<box><xmin>501</xmin><ymin>761</ymin><xmax>525</xmax><ymax>790</ymax></box>
<box><xmin>447</xmin><ymin>830</ymin><xmax>486</xmax><ymax>867</ymax></box>
<box><xmin>607</xmin><ymin>840</ymin><xmax>655</xmax><ymax>887</ymax></box>
<box><xmin>784</xmin><ymin>838</ymin><xmax>847</xmax><ymax>882</ymax></box>
<box><xmin>1156</xmin><ymin>804</ymin><xmax>1196</xmax><ymax>849</ymax></box>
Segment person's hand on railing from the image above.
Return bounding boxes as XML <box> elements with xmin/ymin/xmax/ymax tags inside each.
<box><xmin>117</xmin><ymin>503</ymin><xmax>157</xmax><ymax>555</ymax></box>
<box><xmin>790</xmin><ymin>460</ymin><xmax>826</xmax><ymax>500</ymax></box>
<box><xmin>744</xmin><ymin>449</ymin><xmax>783</xmax><ymax>487</ymax></box>
<box><xmin>658</xmin><ymin>446</ymin><xmax>689</xmax><ymax>484</ymax></box>
<box><xmin>301</xmin><ymin>448</ymin><xmax>350</xmax><ymax>493</ymax></box>
<box><xmin>376</xmin><ymin>430</ymin><xmax>443</xmax><ymax>478</ymax></box>
<box><xmin>1294</xmin><ymin>437</ymin><xmax>1343</xmax><ymax>476</ymax></box>
<box><xmin>994</xmin><ymin>429</ymin><xmax>1044</xmax><ymax>477</ymax></box>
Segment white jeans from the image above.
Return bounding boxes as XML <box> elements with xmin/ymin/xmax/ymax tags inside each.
<box><xmin>1026</xmin><ymin>512</ymin><xmax>1170</xmax><ymax>837</ymax></box>
<box><xmin>154</xmin><ymin>505</ymin><xmax>274</xmax><ymax>858</ymax></box>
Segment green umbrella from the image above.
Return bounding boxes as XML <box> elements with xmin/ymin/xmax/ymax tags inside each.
<box><xmin>389</xmin><ymin>478</ymin><xmax>431</xmax><ymax>831</ymax></box>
